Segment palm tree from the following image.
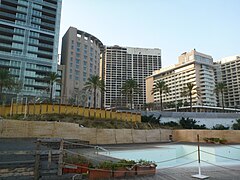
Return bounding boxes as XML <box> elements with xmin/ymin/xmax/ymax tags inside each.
<box><xmin>151</xmin><ymin>80</ymin><xmax>169</xmax><ymax>111</ymax></box>
<box><xmin>0</xmin><ymin>69</ymin><xmax>15</xmax><ymax>103</ymax></box>
<box><xmin>181</xmin><ymin>82</ymin><xmax>197</xmax><ymax>112</ymax></box>
<box><xmin>84</xmin><ymin>75</ymin><xmax>104</xmax><ymax>108</ymax></box>
<box><xmin>215</xmin><ymin>82</ymin><xmax>227</xmax><ymax>110</ymax></box>
<box><xmin>46</xmin><ymin>72</ymin><xmax>60</xmax><ymax>102</ymax></box>
<box><xmin>122</xmin><ymin>79</ymin><xmax>139</xmax><ymax>109</ymax></box>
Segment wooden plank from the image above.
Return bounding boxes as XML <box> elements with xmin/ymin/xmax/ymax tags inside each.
<box><xmin>34</xmin><ymin>141</ymin><xmax>40</xmax><ymax>180</ymax></box>
<box><xmin>0</xmin><ymin>160</ymin><xmax>35</xmax><ymax>165</ymax></box>
<box><xmin>57</xmin><ymin>139</ymin><xmax>63</xmax><ymax>176</ymax></box>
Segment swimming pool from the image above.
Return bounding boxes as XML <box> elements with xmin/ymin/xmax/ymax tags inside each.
<box><xmin>101</xmin><ymin>144</ymin><xmax>240</xmax><ymax>169</ymax></box>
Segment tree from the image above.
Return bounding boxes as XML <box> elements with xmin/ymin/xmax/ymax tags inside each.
<box><xmin>84</xmin><ymin>75</ymin><xmax>104</xmax><ymax>108</ymax></box>
<box><xmin>181</xmin><ymin>83</ymin><xmax>199</xmax><ymax>112</ymax></box>
<box><xmin>122</xmin><ymin>79</ymin><xmax>139</xmax><ymax>109</ymax></box>
<box><xmin>215</xmin><ymin>82</ymin><xmax>227</xmax><ymax>110</ymax></box>
<box><xmin>0</xmin><ymin>68</ymin><xmax>15</xmax><ymax>103</ymax></box>
<box><xmin>46</xmin><ymin>72</ymin><xmax>60</xmax><ymax>102</ymax></box>
<box><xmin>151</xmin><ymin>80</ymin><xmax>169</xmax><ymax>111</ymax></box>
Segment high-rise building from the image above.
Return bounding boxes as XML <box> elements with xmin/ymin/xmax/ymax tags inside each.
<box><xmin>215</xmin><ymin>55</ymin><xmax>240</xmax><ymax>108</ymax></box>
<box><xmin>146</xmin><ymin>49</ymin><xmax>216</xmax><ymax>109</ymax></box>
<box><xmin>61</xmin><ymin>27</ymin><xmax>103</xmax><ymax>107</ymax></box>
<box><xmin>102</xmin><ymin>45</ymin><xmax>161</xmax><ymax>109</ymax></box>
<box><xmin>0</xmin><ymin>0</ymin><xmax>62</xmax><ymax>101</ymax></box>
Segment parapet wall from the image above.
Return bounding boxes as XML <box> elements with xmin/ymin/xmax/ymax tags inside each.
<box><xmin>0</xmin><ymin>120</ymin><xmax>172</xmax><ymax>144</ymax></box>
<box><xmin>173</xmin><ymin>130</ymin><xmax>240</xmax><ymax>143</ymax></box>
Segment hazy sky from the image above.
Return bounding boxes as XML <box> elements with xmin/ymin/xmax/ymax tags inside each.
<box><xmin>59</xmin><ymin>0</ymin><xmax>240</xmax><ymax>67</ymax></box>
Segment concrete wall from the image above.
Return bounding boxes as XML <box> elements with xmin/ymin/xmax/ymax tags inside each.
<box><xmin>0</xmin><ymin>120</ymin><xmax>172</xmax><ymax>144</ymax></box>
<box><xmin>173</xmin><ymin>130</ymin><xmax>240</xmax><ymax>143</ymax></box>
<box><xmin>142</xmin><ymin>111</ymin><xmax>240</xmax><ymax>129</ymax></box>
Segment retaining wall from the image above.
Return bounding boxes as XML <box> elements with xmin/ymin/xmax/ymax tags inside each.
<box><xmin>173</xmin><ymin>130</ymin><xmax>240</xmax><ymax>143</ymax></box>
<box><xmin>0</xmin><ymin>120</ymin><xmax>172</xmax><ymax>144</ymax></box>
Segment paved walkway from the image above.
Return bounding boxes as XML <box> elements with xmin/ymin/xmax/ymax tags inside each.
<box><xmin>115</xmin><ymin>165</ymin><xmax>240</xmax><ymax>180</ymax></box>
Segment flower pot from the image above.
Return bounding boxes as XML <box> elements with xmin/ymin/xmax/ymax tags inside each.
<box><xmin>136</xmin><ymin>165</ymin><xmax>156</xmax><ymax>176</ymax></box>
<box><xmin>88</xmin><ymin>169</ymin><xmax>112</xmax><ymax>180</ymax></box>
<box><xmin>113</xmin><ymin>167</ymin><xmax>128</xmax><ymax>178</ymax></box>
<box><xmin>63</xmin><ymin>163</ymin><xmax>89</xmax><ymax>174</ymax></box>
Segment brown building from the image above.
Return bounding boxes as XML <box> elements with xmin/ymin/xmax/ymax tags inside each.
<box><xmin>61</xmin><ymin>27</ymin><xmax>103</xmax><ymax>107</ymax></box>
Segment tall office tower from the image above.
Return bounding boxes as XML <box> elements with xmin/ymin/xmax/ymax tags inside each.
<box><xmin>61</xmin><ymin>27</ymin><xmax>103</xmax><ymax>107</ymax></box>
<box><xmin>146</xmin><ymin>49</ymin><xmax>217</xmax><ymax>109</ymax></box>
<box><xmin>215</xmin><ymin>55</ymin><xmax>240</xmax><ymax>108</ymax></box>
<box><xmin>0</xmin><ymin>0</ymin><xmax>62</xmax><ymax>101</ymax></box>
<box><xmin>102</xmin><ymin>45</ymin><xmax>161</xmax><ymax>109</ymax></box>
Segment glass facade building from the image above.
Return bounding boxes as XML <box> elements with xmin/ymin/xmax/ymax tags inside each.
<box><xmin>0</xmin><ymin>0</ymin><xmax>62</xmax><ymax>101</ymax></box>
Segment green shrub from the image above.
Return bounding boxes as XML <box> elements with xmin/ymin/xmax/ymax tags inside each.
<box><xmin>179</xmin><ymin>117</ymin><xmax>207</xmax><ymax>129</ymax></box>
<box><xmin>161</xmin><ymin>121</ymin><xmax>179</xmax><ymax>127</ymax></box>
<box><xmin>212</xmin><ymin>124</ymin><xmax>229</xmax><ymax>130</ymax></box>
<box><xmin>232</xmin><ymin>119</ymin><xmax>240</xmax><ymax>130</ymax></box>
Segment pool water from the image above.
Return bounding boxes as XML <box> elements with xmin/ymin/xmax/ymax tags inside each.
<box><xmin>101</xmin><ymin>145</ymin><xmax>240</xmax><ymax>169</ymax></box>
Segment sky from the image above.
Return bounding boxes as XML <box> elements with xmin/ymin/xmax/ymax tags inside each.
<box><xmin>59</xmin><ymin>0</ymin><xmax>240</xmax><ymax>67</ymax></box>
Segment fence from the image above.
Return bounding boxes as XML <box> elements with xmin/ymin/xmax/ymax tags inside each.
<box><xmin>0</xmin><ymin>104</ymin><xmax>141</xmax><ymax>122</ymax></box>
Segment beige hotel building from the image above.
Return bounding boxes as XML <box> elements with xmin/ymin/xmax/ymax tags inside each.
<box><xmin>215</xmin><ymin>55</ymin><xmax>240</xmax><ymax>108</ymax></box>
<box><xmin>146</xmin><ymin>49</ymin><xmax>217</xmax><ymax>109</ymax></box>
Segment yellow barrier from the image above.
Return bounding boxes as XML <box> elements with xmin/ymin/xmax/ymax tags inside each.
<box><xmin>100</xmin><ymin>109</ymin><xmax>106</xmax><ymax>118</ymax></box>
<box><xmin>95</xmin><ymin>109</ymin><xmax>101</xmax><ymax>118</ymax></box>
<box><xmin>0</xmin><ymin>104</ymin><xmax>141</xmax><ymax>123</ymax></box>
<box><xmin>84</xmin><ymin>108</ymin><xmax>90</xmax><ymax>117</ymax></box>
<box><xmin>116</xmin><ymin>112</ymin><xmax>122</xmax><ymax>120</ymax></box>
<box><xmin>89</xmin><ymin>108</ymin><xmax>95</xmax><ymax>117</ymax></box>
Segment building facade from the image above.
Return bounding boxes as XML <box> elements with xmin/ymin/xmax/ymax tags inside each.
<box><xmin>146</xmin><ymin>49</ymin><xmax>217</xmax><ymax>110</ymax></box>
<box><xmin>61</xmin><ymin>27</ymin><xmax>103</xmax><ymax>107</ymax></box>
<box><xmin>102</xmin><ymin>45</ymin><xmax>161</xmax><ymax>109</ymax></box>
<box><xmin>0</xmin><ymin>0</ymin><xmax>62</xmax><ymax>102</ymax></box>
<box><xmin>215</xmin><ymin>55</ymin><xmax>240</xmax><ymax>108</ymax></box>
